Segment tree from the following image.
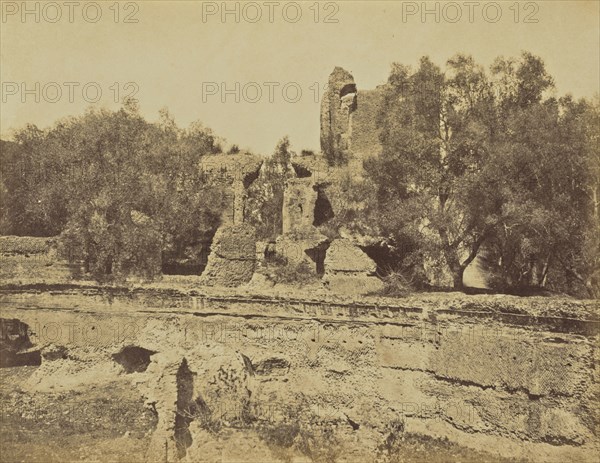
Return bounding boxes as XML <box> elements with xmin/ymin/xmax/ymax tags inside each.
<box><xmin>2</xmin><ymin>102</ymin><xmax>226</xmax><ymax>281</ymax></box>
<box><xmin>366</xmin><ymin>55</ymin><xmax>498</xmax><ymax>288</ymax></box>
<box><xmin>154</xmin><ymin>112</ymin><xmax>224</xmax><ymax>274</ymax></box>
<box><xmin>485</xmin><ymin>55</ymin><xmax>597</xmax><ymax>296</ymax></box>
<box><xmin>367</xmin><ymin>52</ymin><xmax>598</xmax><ymax>296</ymax></box>
<box><xmin>0</xmin><ymin>127</ymin><xmax>69</xmax><ymax>236</ymax></box>
<box><xmin>227</xmin><ymin>144</ymin><xmax>240</xmax><ymax>154</ymax></box>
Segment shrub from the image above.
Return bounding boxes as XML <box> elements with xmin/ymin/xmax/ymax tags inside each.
<box><xmin>296</xmin><ymin>425</ymin><xmax>341</xmax><ymax>463</ymax></box>
<box><xmin>376</xmin><ymin>269</ymin><xmax>414</xmax><ymax>297</ymax></box>
<box><xmin>376</xmin><ymin>418</ymin><xmax>405</xmax><ymax>461</ymax></box>
<box><xmin>264</xmin><ymin>254</ymin><xmax>318</xmax><ymax>286</ymax></box>
<box><xmin>0</xmin><ymin>236</ymin><xmax>53</xmax><ymax>255</ymax></box>
<box><xmin>60</xmin><ymin>210</ymin><xmax>163</xmax><ymax>283</ymax></box>
<box><xmin>257</xmin><ymin>397</ymin><xmax>341</xmax><ymax>463</ymax></box>
<box><xmin>258</xmin><ymin>422</ymin><xmax>300</xmax><ymax>463</ymax></box>
<box><xmin>246</xmin><ymin>137</ymin><xmax>295</xmax><ymax>240</ymax></box>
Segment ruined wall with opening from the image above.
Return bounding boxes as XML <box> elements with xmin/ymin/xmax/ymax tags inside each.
<box><xmin>320</xmin><ymin>67</ymin><xmax>358</xmax><ymax>165</ymax></box>
<box><xmin>320</xmin><ymin>67</ymin><xmax>384</xmax><ymax>168</ymax></box>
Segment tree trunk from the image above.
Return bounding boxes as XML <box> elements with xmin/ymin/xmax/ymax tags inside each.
<box><xmin>452</xmin><ymin>266</ymin><xmax>465</xmax><ymax>289</ymax></box>
<box><xmin>438</xmin><ymin>226</ymin><xmax>465</xmax><ymax>290</ymax></box>
<box><xmin>442</xmin><ymin>246</ymin><xmax>464</xmax><ymax>289</ymax></box>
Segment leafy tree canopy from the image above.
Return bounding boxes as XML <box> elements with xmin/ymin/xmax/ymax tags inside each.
<box><xmin>1</xmin><ymin>101</ymin><xmax>226</xmax><ymax>281</ymax></box>
<box><xmin>365</xmin><ymin>52</ymin><xmax>598</xmax><ymax>296</ymax></box>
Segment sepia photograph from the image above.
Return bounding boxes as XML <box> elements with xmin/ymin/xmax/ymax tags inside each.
<box><xmin>0</xmin><ymin>1</ymin><xmax>599</xmax><ymax>462</ymax></box>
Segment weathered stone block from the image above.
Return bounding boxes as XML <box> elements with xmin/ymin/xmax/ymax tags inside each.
<box><xmin>273</xmin><ymin>232</ymin><xmax>330</xmax><ymax>279</ymax></box>
<box><xmin>323</xmin><ymin>239</ymin><xmax>383</xmax><ymax>295</ymax></box>
<box><xmin>324</xmin><ymin>239</ymin><xmax>377</xmax><ymax>274</ymax></box>
<box><xmin>200</xmin><ymin>224</ymin><xmax>256</xmax><ymax>287</ymax></box>
<box><xmin>429</xmin><ymin>329</ymin><xmax>592</xmax><ymax>397</ymax></box>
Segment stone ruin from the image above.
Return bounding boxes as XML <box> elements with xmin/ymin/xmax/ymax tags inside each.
<box><xmin>320</xmin><ymin>67</ymin><xmax>357</xmax><ymax>164</ymax></box>
<box><xmin>0</xmin><ymin>67</ymin><xmax>394</xmax><ymax>293</ymax></box>
<box><xmin>200</xmin><ymin>223</ymin><xmax>257</xmax><ymax>288</ymax></box>
<box><xmin>320</xmin><ymin>66</ymin><xmax>385</xmax><ymax>169</ymax></box>
<box><xmin>198</xmin><ymin>67</ymin><xmax>390</xmax><ymax>293</ymax></box>
<box><xmin>323</xmin><ymin>239</ymin><xmax>383</xmax><ymax>295</ymax></box>
<box><xmin>198</xmin><ymin>154</ymin><xmax>262</xmax><ymax>287</ymax></box>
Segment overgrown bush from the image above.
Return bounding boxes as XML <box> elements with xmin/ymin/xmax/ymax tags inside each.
<box><xmin>376</xmin><ymin>419</ymin><xmax>518</xmax><ymax>463</ymax></box>
<box><xmin>296</xmin><ymin>425</ymin><xmax>341</xmax><ymax>463</ymax></box>
<box><xmin>258</xmin><ymin>422</ymin><xmax>300</xmax><ymax>463</ymax></box>
<box><xmin>246</xmin><ymin>137</ymin><xmax>295</xmax><ymax>240</ymax></box>
<box><xmin>376</xmin><ymin>418</ymin><xmax>405</xmax><ymax>462</ymax></box>
<box><xmin>257</xmin><ymin>397</ymin><xmax>341</xmax><ymax>463</ymax></box>
<box><xmin>263</xmin><ymin>254</ymin><xmax>319</xmax><ymax>286</ymax></box>
<box><xmin>2</xmin><ymin>102</ymin><xmax>225</xmax><ymax>282</ymax></box>
<box><xmin>376</xmin><ymin>270</ymin><xmax>414</xmax><ymax>297</ymax></box>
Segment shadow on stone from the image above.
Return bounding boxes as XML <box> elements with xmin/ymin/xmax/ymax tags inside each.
<box><xmin>0</xmin><ymin>318</ymin><xmax>41</xmax><ymax>367</ymax></box>
<box><xmin>113</xmin><ymin>346</ymin><xmax>157</xmax><ymax>373</ymax></box>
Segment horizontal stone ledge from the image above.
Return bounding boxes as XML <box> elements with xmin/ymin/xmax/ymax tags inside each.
<box><xmin>1</xmin><ymin>286</ymin><xmax>598</xmax><ymax>336</ymax></box>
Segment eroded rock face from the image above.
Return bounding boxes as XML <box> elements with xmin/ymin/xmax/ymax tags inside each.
<box><xmin>323</xmin><ymin>239</ymin><xmax>383</xmax><ymax>295</ymax></box>
<box><xmin>1</xmin><ymin>295</ymin><xmax>598</xmax><ymax>461</ymax></box>
<box><xmin>320</xmin><ymin>67</ymin><xmax>357</xmax><ymax>164</ymax></box>
<box><xmin>275</xmin><ymin>231</ymin><xmax>329</xmax><ymax>275</ymax></box>
<box><xmin>282</xmin><ymin>178</ymin><xmax>319</xmax><ymax>234</ymax></box>
<box><xmin>141</xmin><ymin>345</ymin><xmax>254</xmax><ymax>463</ymax></box>
<box><xmin>25</xmin><ymin>348</ymin><xmax>122</xmax><ymax>392</ymax></box>
<box><xmin>200</xmin><ymin>224</ymin><xmax>257</xmax><ymax>287</ymax></box>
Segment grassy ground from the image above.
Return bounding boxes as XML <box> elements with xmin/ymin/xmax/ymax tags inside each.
<box><xmin>0</xmin><ymin>366</ymin><xmax>157</xmax><ymax>463</ymax></box>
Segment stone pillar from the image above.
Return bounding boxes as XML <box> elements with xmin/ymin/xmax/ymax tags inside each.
<box><xmin>233</xmin><ymin>179</ymin><xmax>246</xmax><ymax>225</ymax></box>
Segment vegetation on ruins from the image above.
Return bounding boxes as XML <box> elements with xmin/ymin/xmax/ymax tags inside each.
<box><xmin>363</xmin><ymin>52</ymin><xmax>599</xmax><ymax>297</ymax></box>
<box><xmin>262</xmin><ymin>253</ymin><xmax>319</xmax><ymax>286</ymax></box>
<box><xmin>1</xmin><ymin>100</ymin><xmax>224</xmax><ymax>281</ymax></box>
<box><xmin>227</xmin><ymin>144</ymin><xmax>241</xmax><ymax>154</ymax></box>
<box><xmin>246</xmin><ymin>136</ymin><xmax>295</xmax><ymax>240</ymax></box>
<box><xmin>256</xmin><ymin>396</ymin><xmax>342</xmax><ymax>463</ymax></box>
<box><xmin>0</xmin><ymin>53</ymin><xmax>597</xmax><ymax>297</ymax></box>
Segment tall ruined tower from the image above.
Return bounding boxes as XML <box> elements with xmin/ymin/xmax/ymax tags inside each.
<box><xmin>320</xmin><ymin>67</ymin><xmax>357</xmax><ymax>164</ymax></box>
<box><xmin>320</xmin><ymin>67</ymin><xmax>384</xmax><ymax>168</ymax></box>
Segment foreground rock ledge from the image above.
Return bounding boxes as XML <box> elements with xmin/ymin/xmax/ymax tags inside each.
<box><xmin>0</xmin><ymin>285</ymin><xmax>598</xmax><ymax>462</ymax></box>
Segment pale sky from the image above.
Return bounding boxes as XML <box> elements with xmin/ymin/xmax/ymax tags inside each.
<box><xmin>1</xmin><ymin>0</ymin><xmax>599</xmax><ymax>154</ymax></box>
